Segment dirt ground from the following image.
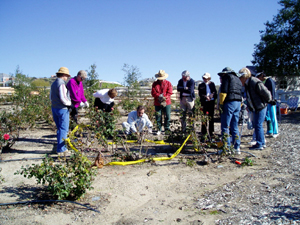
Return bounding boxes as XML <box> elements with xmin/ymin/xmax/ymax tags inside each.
<box><xmin>0</xmin><ymin>109</ymin><xmax>278</xmax><ymax>225</ymax></box>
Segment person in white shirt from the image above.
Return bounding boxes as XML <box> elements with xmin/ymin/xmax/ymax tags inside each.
<box><xmin>198</xmin><ymin>72</ymin><xmax>217</xmax><ymax>138</ymax></box>
<box><xmin>122</xmin><ymin>105</ymin><xmax>153</xmax><ymax>134</ymax></box>
<box><xmin>93</xmin><ymin>88</ymin><xmax>118</xmax><ymax>112</ymax></box>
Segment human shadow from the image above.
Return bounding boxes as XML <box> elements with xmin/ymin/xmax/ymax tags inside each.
<box><xmin>0</xmin><ymin>184</ymin><xmax>50</xmax><ymax>201</ymax></box>
<box><xmin>269</xmin><ymin>205</ymin><xmax>300</xmax><ymax>221</ymax></box>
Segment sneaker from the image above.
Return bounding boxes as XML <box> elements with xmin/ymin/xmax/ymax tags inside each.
<box><xmin>156</xmin><ymin>131</ymin><xmax>161</xmax><ymax>136</ymax></box>
<box><xmin>262</xmin><ymin>144</ymin><xmax>266</xmax><ymax>148</ymax></box>
<box><xmin>272</xmin><ymin>134</ymin><xmax>279</xmax><ymax>138</ymax></box>
<box><xmin>235</xmin><ymin>148</ymin><xmax>241</xmax><ymax>155</ymax></box>
<box><xmin>249</xmin><ymin>145</ymin><xmax>264</xmax><ymax>150</ymax></box>
<box><xmin>248</xmin><ymin>140</ymin><xmax>257</xmax><ymax>145</ymax></box>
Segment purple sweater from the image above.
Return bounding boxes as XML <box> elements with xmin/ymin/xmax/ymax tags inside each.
<box><xmin>66</xmin><ymin>77</ymin><xmax>87</xmax><ymax>108</ymax></box>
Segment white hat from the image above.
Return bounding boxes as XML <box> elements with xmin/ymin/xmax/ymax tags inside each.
<box><xmin>203</xmin><ymin>72</ymin><xmax>211</xmax><ymax>79</ymax></box>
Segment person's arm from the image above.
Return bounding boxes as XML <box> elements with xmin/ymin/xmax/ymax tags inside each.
<box><xmin>79</xmin><ymin>82</ymin><xmax>87</xmax><ymax>103</ymax></box>
<box><xmin>186</xmin><ymin>79</ymin><xmax>194</xmax><ymax>95</ymax></box>
<box><xmin>219</xmin><ymin>76</ymin><xmax>229</xmax><ymax>105</ymax></box>
<box><xmin>177</xmin><ymin>80</ymin><xmax>184</xmax><ymax>92</ymax></box>
<box><xmin>256</xmin><ymin>82</ymin><xmax>272</xmax><ymax>103</ymax></box>
<box><xmin>59</xmin><ymin>84</ymin><xmax>71</xmax><ymax>106</ymax></box>
<box><xmin>165</xmin><ymin>81</ymin><xmax>173</xmax><ymax>98</ymax></box>
<box><xmin>144</xmin><ymin>114</ymin><xmax>153</xmax><ymax>128</ymax></box>
<box><xmin>67</xmin><ymin>79</ymin><xmax>81</xmax><ymax>105</ymax></box>
<box><xmin>151</xmin><ymin>82</ymin><xmax>160</xmax><ymax>98</ymax></box>
<box><xmin>127</xmin><ymin>112</ymin><xmax>138</xmax><ymax>133</ymax></box>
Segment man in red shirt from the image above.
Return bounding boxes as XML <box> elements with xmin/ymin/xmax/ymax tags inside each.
<box><xmin>151</xmin><ymin>70</ymin><xmax>173</xmax><ymax>135</ymax></box>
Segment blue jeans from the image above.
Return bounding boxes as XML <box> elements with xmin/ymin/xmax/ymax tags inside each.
<box><xmin>253</xmin><ymin>107</ymin><xmax>267</xmax><ymax>148</ymax></box>
<box><xmin>52</xmin><ymin>107</ymin><xmax>69</xmax><ymax>153</ymax></box>
<box><xmin>221</xmin><ymin>101</ymin><xmax>241</xmax><ymax>149</ymax></box>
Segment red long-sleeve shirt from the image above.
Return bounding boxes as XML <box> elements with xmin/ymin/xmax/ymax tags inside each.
<box><xmin>151</xmin><ymin>80</ymin><xmax>173</xmax><ymax>106</ymax></box>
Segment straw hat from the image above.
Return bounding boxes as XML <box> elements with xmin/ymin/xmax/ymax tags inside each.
<box><xmin>56</xmin><ymin>67</ymin><xmax>71</xmax><ymax>77</ymax></box>
<box><xmin>155</xmin><ymin>70</ymin><xmax>168</xmax><ymax>80</ymax></box>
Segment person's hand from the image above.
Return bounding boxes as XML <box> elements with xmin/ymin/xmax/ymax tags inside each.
<box><xmin>111</xmin><ymin>107</ymin><xmax>114</xmax><ymax>111</ymax></box>
<box><xmin>84</xmin><ymin>101</ymin><xmax>89</xmax><ymax>107</ymax></box>
<box><xmin>148</xmin><ymin>127</ymin><xmax>153</xmax><ymax>134</ymax></box>
<box><xmin>184</xmin><ymin>87</ymin><xmax>188</xmax><ymax>90</ymax></box>
<box><xmin>80</xmin><ymin>102</ymin><xmax>85</xmax><ymax>107</ymax></box>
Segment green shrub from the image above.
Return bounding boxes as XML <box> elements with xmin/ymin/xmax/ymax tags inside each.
<box><xmin>15</xmin><ymin>152</ymin><xmax>97</xmax><ymax>200</ymax></box>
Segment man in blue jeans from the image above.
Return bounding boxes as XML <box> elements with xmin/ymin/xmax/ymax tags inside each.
<box><xmin>50</xmin><ymin>67</ymin><xmax>72</xmax><ymax>155</ymax></box>
<box><xmin>239</xmin><ymin>68</ymin><xmax>272</xmax><ymax>150</ymax></box>
<box><xmin>218</xmin><ymin>67</ymin><xmax>243</xmax><ymax>154</ymax></box>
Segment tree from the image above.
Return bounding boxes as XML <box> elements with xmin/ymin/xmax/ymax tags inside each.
<box><xmin>85</xmin><ymin>63</ymin><xmax>99</xmax><ymax>89</ymax></box>
<box><xmin>252</xmin><ymin>0</ymin><xmax>300</xmax><ymax>80</ymax></box>
<box><xmin>122</xmin><ymin>63</ymin><xmax>141</xmax><ymax>98</ymax></box>
<box><xmin>13</xmin><ymin>65</ymin><xmax>31</xmax><ymax>87</ymax></box>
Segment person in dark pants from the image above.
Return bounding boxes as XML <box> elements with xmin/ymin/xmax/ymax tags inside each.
<box><xmin>151</xmin><ymin>70</ymin><xmax>173</xmax><ymax>135</ymax></box>
<box><xmin>198</xmin><ymin>72</ymin><xmax>217</xmax><ymax>138</ymax></box>
<box><xmin>66</xmin><ymin>70</ymin><xmax>89</xmax><ymax>123</ymax></box>
<box><xmin>93</xmin><ymin>88</ymin><xmax>118</xmax><ymax>112</ymax></box>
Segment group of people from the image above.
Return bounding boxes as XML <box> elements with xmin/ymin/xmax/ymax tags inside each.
<box><xmin>50</xmin><ymin>66</ymin><xmax>279</xmax><ymax>156</ymax></box>
<box><xmin>50</xmin><ymin>67</ymin><xmax>118</xmax><ymax>155</ymax></box>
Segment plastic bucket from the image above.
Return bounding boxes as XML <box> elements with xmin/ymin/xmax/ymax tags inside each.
<box><xmin>280</xmin><ymin>108</ymin><xmax>288</xmax><ymax>115</ymax></box>
<box><xmin>280</xmin><ymin>103</ymin><xmax>288</xmax><ymax>115</ymax></box>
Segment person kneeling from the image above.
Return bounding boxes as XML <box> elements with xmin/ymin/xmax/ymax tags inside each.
<box><xmin>122</xmin><ymin>105</ymin><xmax>153</xmax><ymax>135</ymax></box>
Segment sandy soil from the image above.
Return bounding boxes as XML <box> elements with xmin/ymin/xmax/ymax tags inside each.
<box><xmin>0</xmin><ymin>110</ymin><xmax>276</xmax><ymax>225</ymax></box>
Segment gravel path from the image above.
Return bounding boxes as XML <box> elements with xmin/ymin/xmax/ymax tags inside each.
<box><xmin>196</xmin><ymin>111</ymin><xmax>300</xmax><ymax>224</ymax></box>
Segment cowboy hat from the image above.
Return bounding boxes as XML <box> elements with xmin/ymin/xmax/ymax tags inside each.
<box><xmin>155</xmin><ymin>70</ymin><xmax>168</xmax><ymax>80</ymax></box>
<box><xmin>218</xmin><ymin>67</ymin><xmax>237</xmax><ymax>76</ymax></box>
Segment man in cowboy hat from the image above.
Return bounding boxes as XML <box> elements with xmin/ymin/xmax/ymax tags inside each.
<box><xmin>50</xmin><ymin>67</ymin><xmax>72</xmax><ymax>155</ymax></box>
<box><xmin>177</xmin><ymin>70</ymin><xmax>195</xmax><ymax>132</ymax></box>
<box><xmin>151</xmin><ymin>70</ymin><xmax>173</xmax><ymax>135</ymax></box>
<box><xmin>198</xmin><ymin>72</ymin><xmax>217</xmax><ymax>138</ymax></box>
<box><xmin>218</xmin><ymin>67</ymin><xmax>243</xmax><ymax>154</ymax></box>
<box><xmin>66</xmin><ymin>70</ymin><xmax>89</xmax><ymax>123</ymax></box>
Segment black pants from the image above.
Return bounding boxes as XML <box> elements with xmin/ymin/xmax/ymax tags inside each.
<box><xmin>70</xmin><ymin>107</ymin><xmax>78</xmax><ymax>123</ymax></box>
<box><xmin>201</xmin><ymin>100</ymin><xmax>215</xmax><ymax>136</ymax></box>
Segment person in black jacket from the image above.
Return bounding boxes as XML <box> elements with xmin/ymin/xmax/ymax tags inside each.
<box><xmin>177</xmin><ymin>70</ymin><xmax>195</xmax><ymax>132</ymax></box>
<box><xmin>198</xmin><ymin>72</ymin><xmax>217</xmax><ymax>137</ymax></box>
<box><xmin>218</xmin><ymin>67</ymin><xmax>243</xmax><ymax>154</ymax></box>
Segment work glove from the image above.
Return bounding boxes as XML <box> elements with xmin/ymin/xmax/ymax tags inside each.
<box><xmin>148</xmin><ymin>127</ymin><xmax>153</xmax><ymax>134</ymax></box>
<box><xmin>80</xmin><ymin>102</ymin><xmax>85</xmax><ymax>107</ymax></box>
<box><xmin>84</xmin><ymin>101</ymin><xmax>89</xmax><ymax>107</ymax></box>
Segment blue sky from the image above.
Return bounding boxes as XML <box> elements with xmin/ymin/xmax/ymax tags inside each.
<box><xmin>0</xmin><ymin>0</ymin><xmax>281</xmax><ymax>85</ymax></box>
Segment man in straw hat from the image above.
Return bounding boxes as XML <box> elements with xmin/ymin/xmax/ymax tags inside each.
<box><xmin>151</xmin><ymin>70</ymin><xmax>173</xmax><ymax>135</ymax></box>
<box><xmin>66</xmin><ymin>70</ymin><xmax>89</xmax><ymax>123</ymax></box>
<box><xmin>177</xmin><ymin>70</ymin><xmax>195</xmax><ymax>132</ymax></box>
<box><xmin>218</xmin><ymin>67</ymin><xmax>243</xmax><ymax>154</ymax></box>
<box><xmin>50</xmin><ymin>67</ymin><xmax>72</xmax><ymax>155</ymax></box>
<box><xmin>198</xmin><ymin>72</ymin><xmax>217</xmax><ymax>138</ymax></box>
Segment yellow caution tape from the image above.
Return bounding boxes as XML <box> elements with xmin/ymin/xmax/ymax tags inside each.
<box><xmin>66</xmin><ymin>125</ymin><xmax>191</xmax><ymax>166</ymax></box>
